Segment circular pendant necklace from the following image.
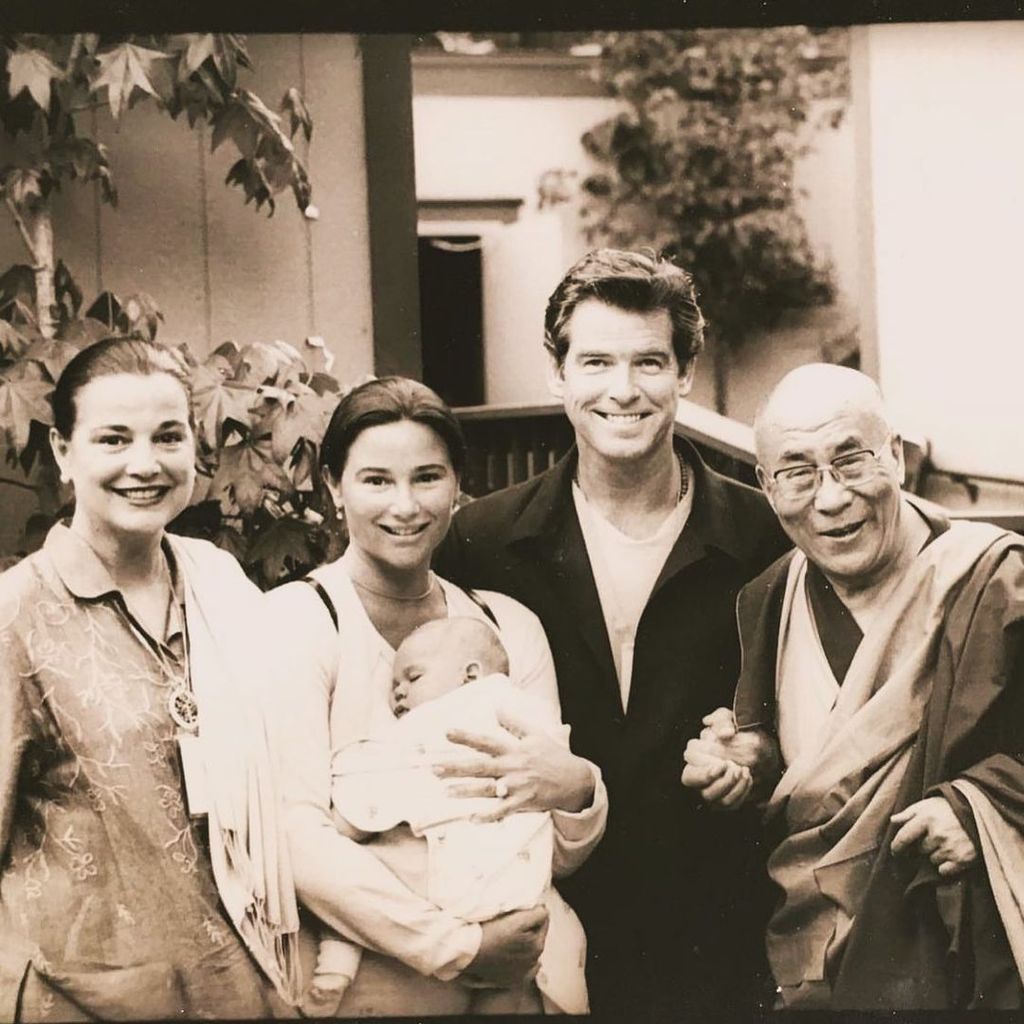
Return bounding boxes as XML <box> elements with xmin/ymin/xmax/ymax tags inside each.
<box><xmin>169</xmin><ymin>685</ymin><xmax>200</xmax><ymax>731</ymax></box>
<box><xmin>156</xmin><ymin>559</ymin><xmax>199</xmax><ymax>733</ymax></box>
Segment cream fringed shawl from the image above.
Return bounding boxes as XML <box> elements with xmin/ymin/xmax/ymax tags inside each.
<box><xmin>170</xmin><ymin>536</ymin><xmax>301</xmax><ymax>1006</ymax></box>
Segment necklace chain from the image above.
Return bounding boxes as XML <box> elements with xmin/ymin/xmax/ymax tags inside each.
<box><xmin>352</xmin><ymin>574</ymin><xmax>437</xmax><ymax>602</ymax></box>
<box><xmin>577</xmin><ymin>451</ymin><xmax>690</xmax><ymax>503</ymax></box>
<box><xmin>676</xmin><ymin>453</ymin><xmax>690</xmax><ymax>502</ymax></box>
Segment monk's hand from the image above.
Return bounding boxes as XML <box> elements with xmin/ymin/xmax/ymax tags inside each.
<box><xmin>681</xmin><ymin>749</ymin><xmax>752</xmax><ymax>808</ymax></box>
<box><xmin>890</xmin><ymin>796</ymin><xmax>977</xmax><ymax>877</ymax></box>
<box><xmin>436</xmin><ymin>708</ymin><xmax>595</xmax><ymax>822</ymax></box>
<box><xmin>681</xmin><ymin>707</ymin><xmax>779</xmax><ymax>802</ymax></box>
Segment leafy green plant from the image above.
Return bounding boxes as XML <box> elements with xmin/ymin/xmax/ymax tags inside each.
<box><xmin>0</xmin><ymin>33</ymin><xmax>343</xmax><ymax>587</ymax></box>
<box><xmin>0</xmin><ymin>294</ymin><xmax>350</xmax><ymax>587</ymax></box>
<box><xmin>1</xmin><ymin>33</ymin><xmax>313</xmax><ymax>338</ymax></box>
<box><xmin>578</xmin><ymin>27</ymin><xmax>849</xmax><ymax>412</ymax></box>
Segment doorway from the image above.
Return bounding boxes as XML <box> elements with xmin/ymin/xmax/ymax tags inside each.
<box><xmin>417</xmin><ymin>234</ymin><xmax>484</xmax><ymax>407</ymax></box>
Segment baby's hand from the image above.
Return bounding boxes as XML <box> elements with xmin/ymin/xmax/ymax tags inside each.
<box><xmin>303</xmin><ymin>973</ymin><xmax>354</xmax><ymax>1017</ymax></box>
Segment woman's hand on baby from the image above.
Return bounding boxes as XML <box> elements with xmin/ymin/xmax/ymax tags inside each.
<box><xmin>462</xmin><ymin>905</ymin><xmax>548</xmax><ymax>988</ymax></box>
<box><xmin>435</xmin><ymin>708</ymin><xmax>595</xmax><ymax>821</ymax></box>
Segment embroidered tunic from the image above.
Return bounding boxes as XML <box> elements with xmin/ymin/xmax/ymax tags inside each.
<box><xmin>0</xmin><ymin>526</ymin><xmax>277</xmax><ymax>1021</ymax></box>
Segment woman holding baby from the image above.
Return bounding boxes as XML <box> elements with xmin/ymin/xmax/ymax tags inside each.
<box><xmin>268</xmin><ymin>377</ymin><xmax>607</xmax><ymax>1016</ymax></box>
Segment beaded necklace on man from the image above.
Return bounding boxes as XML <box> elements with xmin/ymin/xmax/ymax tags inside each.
<box><xmin>576</xmin><ymin>450</ymin><xmax>689</xmax><ymax>537</ymax></box>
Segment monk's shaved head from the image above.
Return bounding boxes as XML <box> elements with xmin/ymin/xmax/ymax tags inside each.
<box><xmin>752</xmin><ymin>362</ymin><xmax>916</xmax><ymax>598</ymax></box>
<box><xmin>754</xmin><ymin>364</ymin><xmax>891</xmax><ymax>465</ymax></box>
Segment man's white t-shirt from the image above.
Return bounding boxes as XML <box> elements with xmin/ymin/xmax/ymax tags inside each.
<box><xmin>572</xmin><ymin>478</ymin><xmax>693</xmax><ymax>711</ymax></box>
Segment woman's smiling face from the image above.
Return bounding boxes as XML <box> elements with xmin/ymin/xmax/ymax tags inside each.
<box><xmin>333</xmin><ymin>418</ymin><xmax>459</xmax><ymax>576</ymax></box>
<box><xmin>51</xmin><ymin>371</ymin><xmax>196</xmax><ymax>550</ymax></box>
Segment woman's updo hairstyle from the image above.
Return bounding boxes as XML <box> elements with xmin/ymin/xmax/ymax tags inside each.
<box><xmin>52</xmin><ymin>337</ymin><xmax>194</xmax><ymax>439</ymax></box>
<box><xmin>318</xmin><ymin>376</ymin><xmax>466</xmax><ymax>480</ymax></box>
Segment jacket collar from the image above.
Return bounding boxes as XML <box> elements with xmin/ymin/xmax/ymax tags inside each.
<box><xmin>507</xmin><ymin>434</ymin><xmax>765</xmax><ymax>564</ymax></box>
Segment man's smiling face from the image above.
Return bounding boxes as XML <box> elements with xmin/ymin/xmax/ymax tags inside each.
<box><xmin>757</xmin><ymin>402</ymin><xmax>905</xmax><ymax>590</ymax></box>
<box><xmin>547</xmin><ymin>298</ymin><xmax>692</xmax><ymax>469</ymax></box>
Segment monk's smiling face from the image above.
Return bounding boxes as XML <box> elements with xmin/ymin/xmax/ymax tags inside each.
<box><xmin>755</xmin><ymin>365</ymin><xmax>907</xmax><ymax>593</ymax></box>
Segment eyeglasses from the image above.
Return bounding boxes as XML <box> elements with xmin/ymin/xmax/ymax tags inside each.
<box><xmin>766</xmin><ymin>439</ymin><xmax>892</xmax><ymax>502</ymax></box>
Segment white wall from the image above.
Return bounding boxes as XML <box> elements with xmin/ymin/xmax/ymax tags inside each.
<box><xmin>413</xmin><ymin>88</ymin><xmax>859</xmax><ymax>410</ymax></box>
<box><xmin>414</xmin><ymin>95</ymin><xmax>623</xmax><ymax>404</ymax></box>
<box><xmin>862</xmin><ymin>21</ymin><xmax>1024</xmax><ymax>480</ymax></box>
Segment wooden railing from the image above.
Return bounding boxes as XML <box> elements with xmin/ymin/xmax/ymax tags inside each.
<box><xmin>454</xmin><ymin>399</ymin><xmax>1024</xmax><ymax>533</ymax></box>
<box><xmin>454</xmin><ymin>398</ymin><xmax>761</xmax><ymax>496</ymax></box>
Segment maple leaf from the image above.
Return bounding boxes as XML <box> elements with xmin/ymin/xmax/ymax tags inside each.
<box><xmin>90</xmin><ymin>42</ymin><xmax>168</xmax><ymax>120</ymax></box>
<box><xmin>209</xmin><ymin>35</ymin><xmax>250</xmax><ymax>87</ymax></box>
<box><xmin>7</xmin><ymin>48</ymin><xmax>63</xmax><ymax>111</ymax></box>
<box><xmin>121</xmin><ymin>291</ymin><xmax>163</xmax><ymax>340</ymax></box>
<box><xmin>21</xmin><ymin>337</ymin><xmax>80</xmax><ymax>382</ymax></box>
<box><xmin>44</xmin><ymin>135</ymin><xmax>118</xmax><ymax>203</ymax></box>
<box><xmin>272</xmin><ymin>389</ymin><xmax>335</xmax><ymax>463</ymax></box>
<box><xmin>225</xmin><ymin>158</ymin><xmax>274</xmax><ymax>213</ymax></box>
<box><xmin>53</xmin><ymin>260</ymin><xmax>83</xmax><ymax>327</ymax></box>
<box><xmin>301</xmin><ymin>335</ymin><xmax>334</xmax><ymax>375</ymax></box>
<box><xmin>236</xmin><ymin>341</ymin><xmax>300</xmax><ymax>387</ymax></box>
<box><xmin>212</xmin><ymin>525</ymin><xmax>249</xmax><ymax>563</ymax></box>
<box><xmin>210</xmin><ymin>101</ymin><xmax>259</xmax><ymax>159</ymax></box>
<box><xmin>168</xmin><ymin>497</ymin><xmax>223</xmax><ymax>539</ymax></box>
<box><xmin>209</xmin><ymin>436</ymin><xmax>290</xmax><ymax>515</ymax></box>
<box><xmin>0</xmin><ymin>321</ymin><xmax>29</xmax><ymax>358</ymax></box>
<box><xmin>84</xmin><ymin>290</ymin><xmax>122</xmax><ymax>329</ymax></box>
<box><xmin>0</xmin><ymin>265</ymin><xmax>37</xmax><ymax>316</ymax></box>
<box><xmin>268</xmin><ymin>340</ymin><xmax>308</xmax><ymax>387</ymax></box>
<box><xmin>289</xmin><ymin>438</ymin><xmax>317</xmax><ymax>491</ymax></box>
<box><xmin>2</xmin><ymin>168</ymin><xmax>46</xmax><ymax>209</ymax></box>
<box><xmin>251</xmin><ymin>383</ymin><xmax>334</xmax><ymax>463</ymax></box>
<box><xmin>179</xmin><ymin>34</ymin><xmax>216</xmax><ymax>78</ymax></box>
<box><xmin>247</xmin><ymin>515</ymin><xmax>319</xmax><ymax>584</ymax></box>
<box><xmin>0</xmin><ymin>373</ymin><xmax>54</xmax><ymax>451</ymax></box>
<box><xmin>191</xmin><ymin>362</ymin><xmax>254</xmax><ymax>448</ymax></box>
<box><xmin>308</xmin><ymin>371</ymin><xmax>340</xmax><ymax>398</ymax></box>
<box><xmin>204</xmin><ymin>340</ymin><xmax>244</xmax><ymax>381</ymax></box>
<box><xmin>280</xmin><ymin>87</ymin><xmax>312</xmax><ymax>143</ymax></box>
<box><xmin>237</xmin><ymin>89</ymin><xmax>286</xmax><ymax>139</ymax></box>
<box><xmin>59</xmin><ymin>316</ymin><xmax>112</xmax><ymax>349</ymax></box>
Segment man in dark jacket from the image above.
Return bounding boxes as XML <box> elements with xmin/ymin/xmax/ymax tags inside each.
<box><xmin>684</xmin><ymin>363</ymin><xmax>1024</xmax><ymax>1009</ymax></box>
<box><xmin>436</xmin><ymin>249</ymin><xmax>788</xmax><ymax>1018</ymax></box>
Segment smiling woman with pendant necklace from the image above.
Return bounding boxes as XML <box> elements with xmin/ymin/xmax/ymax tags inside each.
<box><xmin>0</xmin><ymin>338</ymin><xmax>300</xmax><ymax>1020</ymax></box>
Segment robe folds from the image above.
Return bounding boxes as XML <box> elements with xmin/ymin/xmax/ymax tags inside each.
<box><xmin>734</xmin><ymin>502</ymin><xmax>1024</xmax><ymax>1009</ymax></box>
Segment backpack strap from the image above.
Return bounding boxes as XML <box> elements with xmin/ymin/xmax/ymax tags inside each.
<box><xmin>302</xmin><ymin>576</ymin><xmax>339</xmax><ymax>631</ymax></box>
<box><xmin>465</xmin><ymin>588</ymin><xmax>500</xmax><ymax>630</ymax></box>
<box><xmin>303</xmin><ymin>575</ymin><xmax>494</xmax><ymax>635</ymax></box>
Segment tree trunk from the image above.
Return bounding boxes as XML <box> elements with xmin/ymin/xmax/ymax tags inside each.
<box><xmin>708</xmin><ymin>327</ymin><xmax>730</xmax><ymax>416</ymax></box>
<box><xmin>5</xmin><ymin>196</ymin><xmax>57</xmax><ymax>338</ymax></box>
<box><xmin>27</xmin><ymin>205</ymin><xmax>56</xmax><ymax>339</ymax></box>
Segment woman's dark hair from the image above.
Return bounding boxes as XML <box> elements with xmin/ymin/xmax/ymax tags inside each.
<box><xmin>544</xmin><ymin>248</ymin><xmax>706</xmax><ymax>370</ymax></box>
<box><xmin>52</xmin><ymin>337</ymin><xmax>194</xmax><ymax>438</ymax></box>
<box><xmin>319</xmin><ymin>376</ymin><xmax>466</xmax><ymax>480</ymax></box>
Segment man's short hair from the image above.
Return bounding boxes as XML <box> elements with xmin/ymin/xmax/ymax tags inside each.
<box><xmin>544</xmin><ymin>248</ymin><xmax>706</xmax><ymax>370</ymax></box>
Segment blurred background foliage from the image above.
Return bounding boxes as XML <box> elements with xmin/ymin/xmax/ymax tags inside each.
<box><xmin>578</xmin><ymin>28</ymin><xmax>850</xmax><ymax>411</ymax></box>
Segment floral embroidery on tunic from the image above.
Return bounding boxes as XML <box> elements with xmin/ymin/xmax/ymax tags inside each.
<box><xmin>0</xmin><ymin>531</ymin><xmax>271</xmax><ymax>1018</ymax></box>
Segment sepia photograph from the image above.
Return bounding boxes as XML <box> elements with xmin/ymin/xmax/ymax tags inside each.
<box><xmin>1</xmin><ymin>1</ymin><xmax>1024</xmax><ymax>1019</ymax></box>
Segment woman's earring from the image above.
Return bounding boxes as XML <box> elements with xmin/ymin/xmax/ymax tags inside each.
<box><xmin>336</xmin><ymin>507</ymin><xmax>345</xmax><ymax>524</ymax></box>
